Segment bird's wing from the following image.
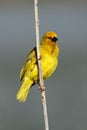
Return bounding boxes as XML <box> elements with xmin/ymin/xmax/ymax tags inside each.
<box><xmin>20</xmin><ymin>47</ymin><xmax>37</xmax><ymax>81</ymax></box>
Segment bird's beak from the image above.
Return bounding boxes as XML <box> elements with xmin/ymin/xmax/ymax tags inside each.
<box><xmin>51</xmin><ymin>37</ymin><xmax>58</xmax><ymax>42</ymax></box>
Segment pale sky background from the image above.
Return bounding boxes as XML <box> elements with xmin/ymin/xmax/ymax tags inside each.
<box><xmin>0</xmin><ymin>0</ymin><xmax>87</xmax><ymax>130</ymax></box>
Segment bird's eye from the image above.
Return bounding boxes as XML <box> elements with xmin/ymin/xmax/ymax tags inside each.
<box><xmin>47</xmin><ymin>36</ymin><xmax>52</xmax><ymax>40</ymax></box>
<box><xmin>47</xmin><ymin>36</ymin><xmax>58</xmax><ymax>42</ymax></box>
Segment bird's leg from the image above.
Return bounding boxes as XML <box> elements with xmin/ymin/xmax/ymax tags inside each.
<box><xmin>37</xmin><ymin>55</ymin><xmax>45</xmax><ymax>91</ymax></box>
<box><xmin>37</xmin><ymin>55</ymin><xmax>42</xmax><ymax>61</ymax></box>
<box><xmin>38</xmin><ymin>83</ymin><xmax>45</xmax><ymax>92</ymax></box>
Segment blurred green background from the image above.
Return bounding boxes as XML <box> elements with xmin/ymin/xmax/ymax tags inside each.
<box><xmin>0</xmin><ymin>0</ymin><xmax>87</xmax><ymax>130</ymax></box>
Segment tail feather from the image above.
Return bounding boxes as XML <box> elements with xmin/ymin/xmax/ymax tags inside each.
<box><xmin>16</xmin><ymin>78</ymin><xmax>33</xmax><ymax>102</ymax></box>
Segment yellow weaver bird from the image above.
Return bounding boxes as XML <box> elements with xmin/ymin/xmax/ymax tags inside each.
<box><xmin>16</xmin><ymin>31</ymin><xmax>59</xmax><ymax>102</ymax></box>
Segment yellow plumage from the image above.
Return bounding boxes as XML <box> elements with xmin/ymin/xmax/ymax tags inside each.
<box><xmin>16</xmin><ymin>31</ymin><xmax>59</xmax><ymax>102</ymax></box>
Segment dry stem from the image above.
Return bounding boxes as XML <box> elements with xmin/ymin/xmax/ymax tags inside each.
<box><xmin>34</xmin><ymin>0</ymin><xmax>49</xmax><ymax>130</ymax></box>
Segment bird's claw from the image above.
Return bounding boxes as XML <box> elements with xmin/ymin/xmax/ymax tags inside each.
<box><xmin>38</xmin><ymin>85</ymin><xmax>45</xmax><ymax>92</ymax></box>
<box><xmin>37</xmin><ymin>56</ymin><xmax>42</xmax><ymax>61</ymax></box>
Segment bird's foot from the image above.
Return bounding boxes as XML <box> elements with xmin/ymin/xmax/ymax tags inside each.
<box><xmin>37</xmin><ymin>55</ymin><xmax>42</xmax><ymax>61</ymax></box>
<box><xmin>38</xmin><ymin>85</ymin><xmax>45</xmax><ymax>92</ymax></box>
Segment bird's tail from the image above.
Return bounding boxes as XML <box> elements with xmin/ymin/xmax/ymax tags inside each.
<box><xmin>16</xmin><ymin>78</ymin><xmax>33</xmax><ymax>103</ymax></box>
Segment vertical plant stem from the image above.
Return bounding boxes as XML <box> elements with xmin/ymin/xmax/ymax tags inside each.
<box><xmin>34</xmin><ymin>0</ymin><xmax>49</xmax><ymax>130</ymax></box>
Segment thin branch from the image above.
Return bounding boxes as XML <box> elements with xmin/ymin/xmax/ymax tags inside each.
<box><xmin>34</xmin><ymin>0</ymin><xmax>49</xmax><ymax>130</ymax></box>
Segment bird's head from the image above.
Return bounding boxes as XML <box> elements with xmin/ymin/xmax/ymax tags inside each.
<box><xmin>41</xmin><ymin>31</ymin><xmax>58</xmax><ymax>45</ymax></box>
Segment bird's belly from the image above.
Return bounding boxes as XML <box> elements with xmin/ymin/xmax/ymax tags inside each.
<box><xmin>41</xmin><ymin>57</ymin><xmax>58</xmax><ymax>80</ymax></box>
<box><xmin>29</xmin><ymin>56</ymin><xmax>58</xmax><ymax>82</ymax></box>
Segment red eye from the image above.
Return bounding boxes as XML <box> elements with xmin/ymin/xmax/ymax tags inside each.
<box><xmin>47</xmin><ymin>37</ymin><xmax>52</xmax><ymax>40</ymax></box>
